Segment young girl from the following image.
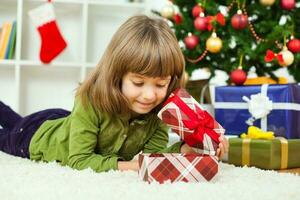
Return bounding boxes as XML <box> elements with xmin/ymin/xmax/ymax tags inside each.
<box><xmin>0</xmin><ymin>15</ymin><xmax>228</xmax><ymax>172</ymax></box>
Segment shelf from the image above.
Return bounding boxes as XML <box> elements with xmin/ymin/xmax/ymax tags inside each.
<box><xmin>0</xmin><ymin>60</ymin><xmax>83</xmax><ymax>68</ymax></box>
<box><xmin>88</xmin><ymin>0</ymin><xmax>145</xmax><ymax>9</ymax></box>
<box><xmin>19</xmin><ymin>66</ymin><xmax>81</xmax><ymax>114</ymax></box>
<box><xmin>0</xmin><ymin>60</ymin><xmax>17</xmax><ymax>67</ymax></box>
<box><xmin>0</xmin><ymin>1</ymin><xmax>18</xmax><ymax>28</ymax></box>
<box><xmin>0</xmin><ymin>66</ymin><xmax>16</xmax><ymax>110</ymax></box>
<box><xmin>86</xmin><ymin>62</ymin><xmax>96</xmax><ymax>68</ymax></box>
<box><xmin>23</xmin><ymin>0</ymin><xmax>84</xmax><ymax>4</ymax></box>
<box><xmin>19</xmin><ymin>60</ymin><xmax>83</xmax><ymax>68</ymax></box>
<box><xmin>86</xmin><ymin>4</ymin><xmax>145</xmax><ymax>62</ymax></box>
<box><xmin>0</xmin><ymin>0</ymin><xmax>150</xmax><ymax>114</ymax></box>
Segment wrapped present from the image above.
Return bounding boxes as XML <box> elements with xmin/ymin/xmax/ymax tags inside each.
<box><xmin>228</xmin><ymin>137</ymin><xmax>300</xmax><ymax>170</ymax></box>
<box><xmin>158</xmin><ymin>88</ymin><xmax>225</xmax><ymax>155</ymax></box>
<box><xmin>214</xmin><ymin>84</ymin><xmax>300</xmax><ymax>138</ymax></box>
<box><xmin>138</xmin><ymin>153</ymin><xmax>218</xmax><ymax>183</ymax></box>
<box><xmin>244</xmin><ymin>77</ymin><xmax>287</xmax><ymax>85</ymax></box>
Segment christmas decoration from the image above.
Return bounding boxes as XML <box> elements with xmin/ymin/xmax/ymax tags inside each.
<box><xmin>160</xmin><ymin>2</ymin><xmax>175</xmax><ymax>19</ymax></box>
<box><xmin>278</xmin><ymin>46</ymin><xmax>294</xmax><ymax>67</ymax></box>
<box><xmin>230</xmin><ymin>55</ymin><xmax>247</xmax><ymax>85</ymax></box>
<box><xmin>231</xmin><ymin>10</ymin><xmax>248</xmax><ymax>30</ymax></box>
<box><xmin>287</xmin><ymin>38</ymin><xmax>300</xmax><ymax>53</ymax></box>
<box><xmin>265</xmin><ymin>49</ymin><xmax>284</xmax><ymax>63</ymax></box>
<box><xmin>259</xmin><ymin>0</ymin><xmax>276</xmax><ymax>6</ymax></box>
<box><xmin>206</xmin><ymin>13</ymin><xmax>226</xmax><ymax>31</ymax></box>
<box><xmin>158</xmin><ymin>1</ymin><xmax>300</xmax><ymax>80</ymax></box>
<box><xmin>186</xmin><ymin>50</ymin><xmax>208</xmax><ymax>64</ymax></box>
<box><xmin>241</xmin><ymin>7</ymin><xmax>266</xmax><ymax>43</ymax></box>
<box><xmin>184</xmin><ymin>33</ymin><xmax>199</xmax><ymax>49</ymax></box>
<box><xmin>280</xmin><ymin>0</ymin><xmax>295</xmax><ymax>10</ymax></box>
<box><xmin>265</xmin><ymin>47</ymin><xmax>294</xmax><ymax>67</ymax></box>
<box><xmin>192</xmin><ymin>4</ymin><xmax>204</xmax><ymax>18</ymax></box>
<box><xmin>194</xmin><ymin>13</ymin><xmax>207</xmax><ymax>31</ymax></box>
<box><xmin>173</xmin><ymin>13</ymin><xmax>183</xmax><ymax>25</ymax></box>
<box><xmin>28</xmin><ymin>2</ymin><xmax>67</xmax><ymax>64</ymax></box>
<box><xmin>206</xmin><ymin>32</ymin><xmax>222</xmax><ymax>53</ymax></box>
<box><xmin>230</xmin><ymin>67</ymin><xmax>247</xmax><ymax>85</ymax></box>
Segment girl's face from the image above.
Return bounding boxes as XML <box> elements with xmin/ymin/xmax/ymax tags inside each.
<box><xmin>121</xmin><ymin>72</ymin><xmax>171</xmax><ymax>115</ymax></box>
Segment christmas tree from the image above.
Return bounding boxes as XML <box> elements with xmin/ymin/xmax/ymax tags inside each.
<box><xmin>159</xmin><ymin>0</ymin><xmax>300</xmax><ymax>84</ymax></box>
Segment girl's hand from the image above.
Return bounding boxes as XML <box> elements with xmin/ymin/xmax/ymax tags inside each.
<box><xmin>216</xmin><ymin>135</ymin><xmax>229</xmax><ymax>160</ymax></box>
<box><xmin>118</xmin><ymin>160</ymin><xmax>139</xmax><ymax>171</ymax></box>
<box><xmin>180</xmin><ymin>143</ymin><xmax>196</xmax><ymax>153</ymax></box>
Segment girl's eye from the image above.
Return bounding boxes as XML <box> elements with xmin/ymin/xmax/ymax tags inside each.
<box><xmin>156</xmin><ymin>84</ymin><xmax>167</xmax><ymax>88</ymax></box>
<box><xmin>133</xmin><ymin>82</ymin><xmax>144</xmax><ymax>86</ymax></box>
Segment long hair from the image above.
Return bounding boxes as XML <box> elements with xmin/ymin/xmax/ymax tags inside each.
<box><xmin>76</xmin><ymin>15</ymin><xmax>185</xmax><ymax>114</ymax></box>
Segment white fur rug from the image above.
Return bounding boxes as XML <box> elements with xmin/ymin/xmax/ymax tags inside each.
<box><xmin>0</xmin><ymin>151</ymin><xmax>299</xmax><ymax>200</ymax></box>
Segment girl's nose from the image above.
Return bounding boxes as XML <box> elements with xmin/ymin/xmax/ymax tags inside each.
<box><xmin>142</xmin><ymin>87</ymin><xmax>156</xmax><ymax>100</ymax></box>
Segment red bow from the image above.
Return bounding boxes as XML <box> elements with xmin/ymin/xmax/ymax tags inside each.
<box><xmin>172</xmin><ymin>94</ymin><xmax>220</xmax><ymax>146</ymax></box>
<box><xmin>206</xmin><ymin>12</ymin><xmax>226</xmax><ymax>31</ymax></box>
<box><xmin>264</xmin><ymin>50</ymin><xmax>284</xmax><ymax>63</ymax></box>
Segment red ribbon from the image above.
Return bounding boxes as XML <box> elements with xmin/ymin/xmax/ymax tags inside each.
<box><xmin>206</xmin><ymin>12</ymin><xmax>225</xmax><ymax>31</ymax></box>
<box><xmin>264</xmin><ymin>49</ymin><xmax>284</xmax><ymax>63</ymax></box>
<box><xmin>216</xmin><ymin>13</ymin><xmax>226</xmax><ymax>26</ymax></box>
<box><xmin>170</xmin><ymin>93</ymin><xmax>220</xmax><ymax>145</ymax></box>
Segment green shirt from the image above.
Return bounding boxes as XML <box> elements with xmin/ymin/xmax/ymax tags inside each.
<box><xmin>29</xmin><ymin>98</ymin><xmax>182</xmax><ymax>172</ymax></box>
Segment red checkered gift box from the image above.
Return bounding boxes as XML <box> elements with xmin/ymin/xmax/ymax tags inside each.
<box><xmin>138</xmin><ymin>153</ymin><xmax>218</xmax><ymax>183</ymax></box>
<box><xmin>158</xmin><ymin>88</ymin><xmax>225</xmax><ymax>155</ymax></box>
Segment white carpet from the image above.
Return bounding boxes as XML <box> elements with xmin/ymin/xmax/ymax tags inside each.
<box><xmin>0</xmin><ymin>151</ymin><xmax>299</xmax><ymax>200</ymax></box>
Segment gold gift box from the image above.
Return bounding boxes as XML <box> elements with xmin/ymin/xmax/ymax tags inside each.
<box><xmin>228</xmin><ymin>138</ymin><xmax>300</xmax><ymax>170</ymax></box>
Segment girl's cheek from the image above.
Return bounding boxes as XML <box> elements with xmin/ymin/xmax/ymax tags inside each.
<box><xmin>159</xmin><ymin>88</ymin><xmax>168</xmax><ymax>98</ymax></box>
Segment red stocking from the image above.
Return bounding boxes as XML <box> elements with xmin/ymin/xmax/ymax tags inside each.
<box><xmin>28</xmin><ymin>3</ymin><xmax>67</xmax><ymax>64</ymax></box>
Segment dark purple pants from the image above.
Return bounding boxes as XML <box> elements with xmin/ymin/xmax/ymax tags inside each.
<box><xmin>0</xmin><ymin>101</ymin><xmax>70</xmax><ymax>158</ymax></box>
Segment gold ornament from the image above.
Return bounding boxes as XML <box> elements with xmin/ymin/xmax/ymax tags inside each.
<box><xmin>278</xmin><ymin>46</ymin><xmax>294</xmax><ymax>67</ymax></box>
<box><xmin>160</xmin><ymin>4</ymin><xmax>175</xmax><ymax>19</ymax></box>
<box><xmin>259</xmin><ymin>0</ymin><xmax>275</xmax><ymax>6</ymax></box>
<box><xmin>206</xmin><ymin>32</ymin><xmax>222</xmax><ymax>53</ymax></box>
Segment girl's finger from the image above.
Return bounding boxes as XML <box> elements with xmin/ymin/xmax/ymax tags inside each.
<box><xmin>216</xmin><ymin>148</ymin><xmax>221</xmax><ymax>158</ymax></box>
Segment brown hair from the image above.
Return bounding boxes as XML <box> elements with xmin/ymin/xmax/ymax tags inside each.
<box><xmin>76</xmin><ymin>15</ymin><xmax>185</xmax><ymax>114</ymax></box>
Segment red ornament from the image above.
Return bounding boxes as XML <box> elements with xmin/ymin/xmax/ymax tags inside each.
<box><xmin>280</xmin><ymin>0</ymin><xmax>295</xmax><ymax>10</ymax></box>
<box><xmin>192</xmin><ymin>4</ymin><xmax>204</xmax><ymax>18</ymax></box>
<box><xmin>194</xmin><ymin>14</ymin><xmax>208</xmax><ymax>31</ymax></box>
<box><xmin>230</xmin><ymin>68</ymin><xmax>247</xmax><ymax>85</ymax></box>
<box><xmin>287</xmin><ymin>38</ymin><xmax>300</xmax><ymax>53</ymax></box>
<box><xmin>173</xmin><ymin>13</ymin><xmax>183</xmax><ymax>24</ymax></box>
<box><xmin>231</xmin><ymin>10</ymin><xmax>248</xmax><ymax>30</ymax></box>
<box><xmin>184</xmin><ymin>34</ymin><xmax>199</xmax><ymax>49</ymax></box>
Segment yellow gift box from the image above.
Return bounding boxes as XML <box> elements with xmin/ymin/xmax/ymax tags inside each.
<box><xmin>244</xmin><ymin>77</ymin><xmax>287</xmax><ymax>85</ymax></box>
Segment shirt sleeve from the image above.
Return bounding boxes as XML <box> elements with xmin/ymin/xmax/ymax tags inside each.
<box><xmin>142</xmin><ymin>120</ymin><xmax>184</xmax><ymax>153</ymax></box>
<box><xmin>68</xmin><ymin>98</ymin><xmax>120</xmax><ymax>172</ymax></box>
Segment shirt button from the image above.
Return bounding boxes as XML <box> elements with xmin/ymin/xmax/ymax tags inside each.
<box><xmin>20</xmin><ymin>128</ymin><xmax>23</xmax><ymax>132</ymax></box>
<box><xmin>130</xmin><ymin>121</ymin><xmax>136</xmax><ymax>126</ymax></box>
